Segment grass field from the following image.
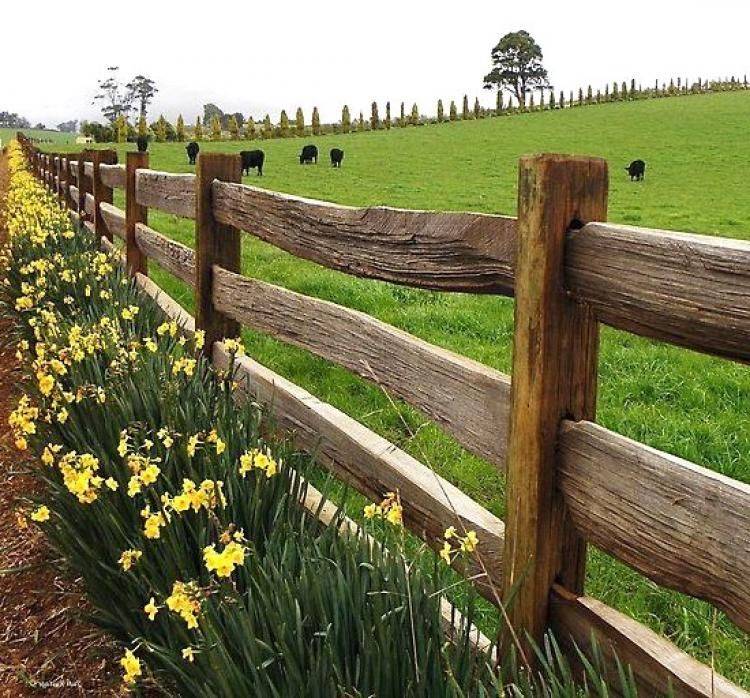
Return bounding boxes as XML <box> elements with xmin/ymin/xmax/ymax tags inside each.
<box><xmin>1</xmin><ymin>127</ymin><xmax>77</xmax><ymax>148</ymax></box>
<box><xmin>51</xmin><ymin>90</ymin><xmax>750</xmax><ymax>685</ymax></box>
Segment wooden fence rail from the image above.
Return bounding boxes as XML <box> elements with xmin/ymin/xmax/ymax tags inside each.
<box><xmin>18</xmin><ymin>134</ymin><xmax>750</xmax><ymax>697</ymax></box>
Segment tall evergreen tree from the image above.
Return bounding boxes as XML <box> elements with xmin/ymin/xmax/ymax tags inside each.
<box><xmin>605</xmin><ymin>83</ymin><xmax>610</xmax><ymax>101</ymax></box>
<box><xmin>385</xmin><ymin>101</ymin><xmax>392</xmax><ymax>129</ymax></box>
<box><xmin>312</xmin><ymin>107</ymin><xmax>320</xmax><ymax>135</ymax></box>
<box><xmin>400</xmin><ymin>102</ymin><xmax>406</xmax><ymax>127</ymax></box>
<box><xmin>211</xmin><ymin>114</ymin><xmax>222</xmax><ymax>140</ymax></box>
<box><xmin>279</xmin><ymin>110</ymin><xmax>290</xmax><ymax>137</ymax></box>
<box><xmin>612</xmin><ymin>82</ymin><xmax>619</xmax><ymax>100</ymax></box>
<box><xmin>578</xmin><ymin>88</ymin><xmax>584</xmax><ymax>106</ymax></box>
<box><xmin>496</xmin><ymin>90</ymin><xmax>503</xmax><ymax>114</ymax></box>
<box><xmin>462</xmin><ymin>94</ymin><xmax>470</xmax><ymax>119</ymax></box>
<box><xmin>194</xmin><ymin>116</ymin><xmax>203</xmax><ymax>140</ymax></box>
<box><xmin>244</xmin><ymin>117</ymin><xmax>256</xmax><ymax>140</ymax></box>
<box><xmin>228</xmin><ymin>115</ymin><xmax>239</xmax><ymax>140</ymax></box>
<box><xmin>586</xmin><ymin>85</ymin><xmax>593</xmax><ymax>103</ymax></box>
<box><xmin>115</xmin><ymin>114</ymin><xmax>127</xmax><ymax>143</ymax></box>
<box><xmin>437</xmin><ymin>99</ymin><xmax>444</xmax><ymax>122</ymax></box>
<box><xmin>549</xmin><ymin>91</ymin><xmax>556</xmax><ymax>109</ymax></box>
<box><xmin>449</xmin><ymin>100</ymin><xmax>458</xmax><ymax>121</ymax></box>
<box><xmin>410</xmin><ymin>103</ymin><xmax>419</xmax><ymax>125</ymax></box>
<box><xmin>341</xmin><ymin>105</ymin><xmax>351</xmax><ymax>133</ymax></box>
<box><xmin>263</xmin><ymin>114</ymin><xmax>272</xmax><ymax>139</ymax></box>
<box><xmin>631</xmin><ymin>78</ymin><xmax>637</xmax><ymax>96</ymax></box>
<box><xmin>559</xmin><ymin>91</ymin><xmax>565</xmax><ymax>109</ymax></box>
<box><xmin>176</xmin><ymin>114</ymin><xmax>185</xmax><ymax>142</ymax></box>
<box><xmin>358</xmin><ymin>111</ymin><xmax>365</xmax><ymax>131</ymax></box>
<box><xmin>474</xmin><ymin>96</ymin><xmax>481</xmax><ymax>118</ymax></box>
<box><xmin>295</xmin><ymin>107</ymin><xmax>305</xmax><ymax>136</ymax></box>
<box><xmin>138</xmin><ymin>115</ymin><xmax>147</xmax><ymax>137</ymax></box>
<box><xmin>371</xmin><ymin>101</ymin><xmax>380</xmax><ymax>130</ymax></box>
<box><xmin>154</xmin><ymin>114</ymin><xmax>167</xmax><ymax>142</ymax></box>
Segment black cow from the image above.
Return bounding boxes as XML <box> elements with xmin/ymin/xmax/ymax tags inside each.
<box><xmin>626</xmin><ymin>159</ymin><xmax>646</xmax><ymax>181</ymax></box>
<box><xmin>240</xmin><ymin>149</ymin><xmax>265</xmax><ymax>176</ymax></box>
<box><xmin>299</xmin><ymin>144</ymin><xmax>318</xmax><ymax>164</ymax></box>
<box><xmin>330</xmin><ymin>148</ymin><xmax>344</xmax><ymax>168</ymax></box>
<box><xmin>186</xmin><ymin>141</ymin><xmax>199</xmax><ymax>165</ymax></box>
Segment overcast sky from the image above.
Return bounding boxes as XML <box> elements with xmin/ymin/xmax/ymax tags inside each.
<box><xmin>4</xmin><ymin>1</ymin><xmax>749</xmax><ymax>127</ymax></box>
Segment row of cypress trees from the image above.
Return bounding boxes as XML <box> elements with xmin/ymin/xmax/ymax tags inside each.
<box><xmin>111</xmin><ymin>74</ymin><xmax>749</xmax><ymax>143</ymax></box>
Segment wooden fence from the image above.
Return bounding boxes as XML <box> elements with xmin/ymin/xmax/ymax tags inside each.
<box><xmin>18</xmin><ymin>134</ymin><xmax>750</xmax><ymax>697</ymax></box>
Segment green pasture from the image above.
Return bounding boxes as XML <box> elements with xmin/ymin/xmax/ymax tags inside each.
<box><xmin>49</xmin><ymin>90</ymin><xmax>750</xmax><ymax>685</ymax></box>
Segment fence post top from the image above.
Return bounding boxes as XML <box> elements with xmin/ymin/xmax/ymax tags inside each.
<box><xmin>127</xmin><ymin>150</ymin><xmax>149</xmax><ymax>165</ymax></box>
<box><xmin>519</xmin><ymin>153</ymin><xmax>608</xmax><ymax>168</ymax></box>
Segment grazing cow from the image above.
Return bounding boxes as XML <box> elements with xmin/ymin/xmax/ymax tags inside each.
<box><xmin>240</xmin><ymin>149</ymin><xmax>265</xmax><ymax>176</ymax></box>
<box><xmin>299</xmin><ymin>144</ymin><xmax>318</xmax><ymax>164</ymax></box>
<box><xmin>330</xmin><ymin>148</ymin><xmax>344</xmax><ymax>168</ymax></box>
<box><xmin>136</xmin><ymin>135</ymin><xmax>149</xmax><ymax>153</ymax></box>
<box><xmin>186</xmin><ymin>141</ymin><xmax>199</xmax><ymax>165</ymax></box>
<box><xmin>626</xmin><ymin>159</ymin><xmax>646</xmax><ymax>181</ymax></box>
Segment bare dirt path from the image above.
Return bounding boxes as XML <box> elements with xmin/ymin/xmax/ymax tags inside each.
<box><xmin>0</xmin><ymin>147</ymin><xmax>119</xmax><ymax>696</ymax></box>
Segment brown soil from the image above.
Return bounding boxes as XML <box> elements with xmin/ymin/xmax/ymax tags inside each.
<box><xmin>0</xmin><ymin>148</ymin><xmax>121</xmax><ymax>696</ymax></box>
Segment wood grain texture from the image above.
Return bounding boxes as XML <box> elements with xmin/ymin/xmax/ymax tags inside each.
<box><xmin>551</xmin><ymin>585</ymin><xmax>747</xmax><ymax>697</ymax></box>
<box><xmin>69</xmin><ymin>185</ymin><xmax>79</xmax><ymax>210</ymax></box>
<box><xmin>195</xmin><ymin>154</ymin><xmax>241</xmax><ymax>354</ymax></box>
<box><xmin>136</xmin><ymin>223</ymin><xmax>196</xmax><ymax>285</ymax></box>
<box><xmin>100</xmin><ymin>163</ymin><xmax>126</xmax><ymax>189</ymax></box>
<box><xmin>559</xmin><ymin>420</ymin><xmax>750</xmax><ymax>633</ymax></box>
<box><xmin>99</xmin><ymin>203</ymin><xmax>126</xmax><ymax>241</ymax></box>
<box><xmin>214</xmin><ymin>341</ymin><xmax>506</xmax><ymax>601</ymax></box>
<box><xmin>84</xmin><ymin>192</ymin><xmax>95</xmax><ymax>217</ymax></box>
<box><xmin>212</xmin><ymin>265</ymin><xmax>511</xmax><ymax>466</ymax></box>
<box><xmin>92</xmin><ymin>150</ymin><xmax>117</xmax><ymax>241</ymax></box>
<box><xmin>136</xmin><ymin>169</ymin><xmax>196</xmax><ymax>218</ymax></box>
<box><xmin>69</xmin><ymin>160</ymin><xmax>78</xmax><ymax>179</ymax></box>
<box><xmin>502</xmin><ymin>155</ymin><xmax>607</xmax><ymax>654</ymax></box>
<box><xmin>83</xmin><ymin>161</ymin><xmax>93</xmax><ymax>178</ymax></box>
<box><xmin>126</xmin><ymin>152</ymin><xmax>149</xmax><ymax>277</ymax></box>
<box><xmin>567</xmin><ymin>222</ymin><xmax>750</xmax><ymax>363</ymax></box>
<box><xmin>212</xmin><ymin>181</ymin><xmax>518</xmax><ymax>294</ymax></box>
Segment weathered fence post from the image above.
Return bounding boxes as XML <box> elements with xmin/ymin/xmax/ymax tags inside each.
<box><xmin>92</xmin><ymin>149</ymin><xmax>117</xmax><ymax>241</ymax></box>
<box><xmin>77</xmin><ymin>151</ymin><xmax>89</xmax><ymax>218</ymax></box>
<box><xmin>502</xmin><ymin>154</ymin><xmax>608</xmax><ymax>660</ymax></box>
<box><xmin>126</xmin><ymin>151</ymin><xmax>149</xmax><ymax>276</ymax></box>
<box><xmin>64</xmin><ymin>156</ymin><xmax>73</xmax><ymax>210</ymax></box>
<box><xmin>195</xmin><ymin>152</ymin><xmax>242</xmax><ymax>355</ymax></box>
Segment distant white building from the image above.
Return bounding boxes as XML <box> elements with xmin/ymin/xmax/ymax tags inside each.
<box><xmin>75</xmin><ymin>135</ymin><xmax>94</xmax><ymax>144</ymax></box>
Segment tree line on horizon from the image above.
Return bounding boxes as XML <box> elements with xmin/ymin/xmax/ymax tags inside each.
<box><xmin>68</xmin><ymin>32</ymin><xmax>750</xmax><ymax>144</ymax></box>
<box><xmin>76</xmin><ymin>73</ymin><xmax>749</xmax><ymax>144</ymax></box>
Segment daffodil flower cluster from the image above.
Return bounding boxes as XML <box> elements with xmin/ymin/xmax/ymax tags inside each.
<box><xmin>363</xmin><ymin>491</ymin><xmax>403</xmax><ymax>527</ymax></box>
<box><xmin>439</xmin><ymin>527</ymin><xmax>479</xmax><ymax>565</ymax></box>
<box><xmin>203</xmin><ymin>540</ymin><xmax>246</xmax><ymax>578</ymax></box>
<box><xmin>165</xmin><ymin>580</ymin><xmax>203</xmax><ymax>629</ymax></box>
<box><xmin>120</xmin><ymin>649</ymin><xmax>142</xmax><ymax>686</ymax></box>
<box><xmin>238</xmin><ymin>447</ymin><xmax>279</xmax><ymax>478</ymax></box>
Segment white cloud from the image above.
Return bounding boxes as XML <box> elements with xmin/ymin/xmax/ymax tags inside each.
<box><xmin>3</xmin><ymin>0</ymin><xmax>748</xmax><ymax>127</ymax></box>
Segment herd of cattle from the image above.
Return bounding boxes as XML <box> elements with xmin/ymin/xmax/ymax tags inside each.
<box><xmin>185</xmin><ymin>142</ymin><xmax>344</xmax><ymax>175</ymax></box>
<box><xmin>185</xmin><ymin>140</ymin><xmax>645</xmax><ymax>182</ymax></box>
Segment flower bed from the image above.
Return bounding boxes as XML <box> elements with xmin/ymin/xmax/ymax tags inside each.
<box><xmin>1</xmin><ymin>140</ymin><xmax>633</xmax><ymax>696</ymax></box>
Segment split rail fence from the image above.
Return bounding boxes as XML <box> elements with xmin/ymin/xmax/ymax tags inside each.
<box><xmin>19</xmin><ymin>133</ymin><xmax>750</xmax><ymax>696</ymax></box>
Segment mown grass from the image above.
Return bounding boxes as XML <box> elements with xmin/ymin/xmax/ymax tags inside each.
<box><xmin>53</xmin><ymin>90</ymin><xmax>750</xmax><ymax>685</ymax></box>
